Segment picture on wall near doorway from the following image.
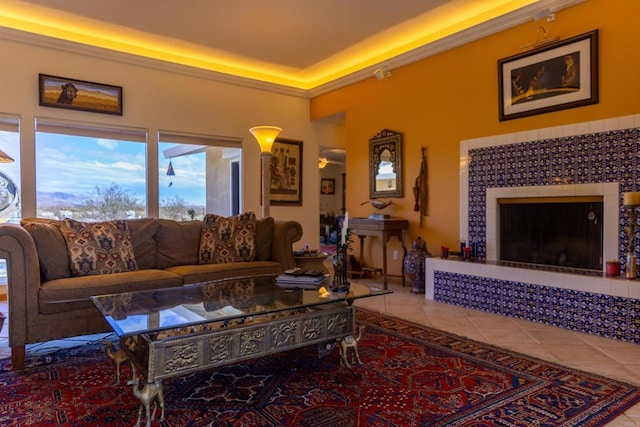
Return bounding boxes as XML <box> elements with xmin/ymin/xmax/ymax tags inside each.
<box><xmin>498</xmin><ymin>30</ymin><xmax>598</xmax><ymax>121</ymax></box>
<box><xmin>321</xmin><ymin>178</ymin><xmax>335</xmax><ymax>194</ymax></box>
<box><xmin>270</xmin><ymin>139</ymin><xmax>303</xmax><ymax>206</ymax></box>
<box><xmin>39</xmin><ymin>74</ymin><xmax>123</xmax><ymax>116</ymax></box>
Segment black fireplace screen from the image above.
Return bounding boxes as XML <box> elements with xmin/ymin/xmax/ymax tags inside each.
<box><xmin>499</xmin><ymin>199</ymin><xmax>603</xmax><ymax>270</ymax></box>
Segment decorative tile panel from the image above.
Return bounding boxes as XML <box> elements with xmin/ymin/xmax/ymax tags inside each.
<box><xmin>465</xmin><ymin>127</ymin><xmax>640</xmax><ymax>269</ymax></box>
<box><xmin>434</xmin><ymin>271</ymin><xmax>640</xmax><ymax>344</ymax></box>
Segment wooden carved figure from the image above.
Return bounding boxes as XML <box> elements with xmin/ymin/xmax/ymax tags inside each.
<box><xmin>127</xmin><ymin>377</ymin><xmax>165</xmax><ymax>427</ymax></box>
<box><xmin>102</xmin><ymin>341</ymin><xmax>130</xmax><ymax>384</ymax></box>
<box><xmin>339</xmin><ymin>325</ymin><xmax>365</xmax><ymax>368</ymax></box>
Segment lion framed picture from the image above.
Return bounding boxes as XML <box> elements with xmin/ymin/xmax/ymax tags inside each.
<box><xmin>39</xmin><ymin>74</ymin><xmax>123</xmax><ymax>116</ymax></box>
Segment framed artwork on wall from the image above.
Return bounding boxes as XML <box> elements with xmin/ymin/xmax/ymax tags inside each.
<box><xmin>39</xmin><ymin>74</ymin><xmax>123</xmax><ymax>116</ymax></box>
<box><xmin>321</xmin><ymin>178</ymin><xmax>335</xmax><ymax>194</ymax></box>
<box><xmin>498</xmin><ymin>30</ymin><xmax>598</xmax><ymax>121</ymax></box>
<box><xmin>269</xmin><ymin>139</ymin><xmax>303</xmax><ymax>206</ymax></box>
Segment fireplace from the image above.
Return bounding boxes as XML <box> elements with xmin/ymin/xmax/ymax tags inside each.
<box><xmin>484</xmin><ymin>183</ymin><xmax>618</xmax><ymax>272</ymax></box>
<box><xmin>426</xmin><ymin>115</ymin><xmax>640</xmax><ymax>345</ymax></box>
<box><xmin>499</xmin><ymin>197</ymin><xmax>603</xmax><ymax>271</ymax></box>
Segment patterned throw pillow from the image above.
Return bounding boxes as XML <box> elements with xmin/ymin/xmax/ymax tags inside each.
<box><xmin>58</xmin><ymin>218</ymin><xmax>139</xmax><ymax>276</ymax></box>
<box><xmin>199</xmin><ymin>212</ymin><xmax>257</xmax><ymax>264</ymax></box>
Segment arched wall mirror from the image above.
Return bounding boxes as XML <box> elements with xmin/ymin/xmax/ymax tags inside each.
<box><xmin>369</xmin><ymin>129</ymin><xmax>403</xmax><ymax>199</ymax></box>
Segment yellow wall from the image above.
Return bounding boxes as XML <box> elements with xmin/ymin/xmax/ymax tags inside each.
<box><xmin>310</xmin><ymin>0</ymin><xmax>640</xmax><ymax>272</ymax></box>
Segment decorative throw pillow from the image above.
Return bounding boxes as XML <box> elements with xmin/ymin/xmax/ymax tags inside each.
<box><xmin>58</xmin><ymin>218</ymin><xmax>139</xmax><ymax>276</ymax></box>
<box><xmin>199</xmin><ymin>212</ymin><xmax>256</xmax><ymax>264</ymax></box>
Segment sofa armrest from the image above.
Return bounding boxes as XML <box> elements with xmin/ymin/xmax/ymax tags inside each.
<box><xmin>0</xmin><ymin>224</ymin><xmax>42</xmax><ymax>348</ymax></box>
<box><xmin>271</xmin><ymin>219</ymin><xmax>303</xmax><ymax>270</ymax></box>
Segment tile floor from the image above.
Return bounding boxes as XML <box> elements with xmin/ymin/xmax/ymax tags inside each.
<box><xmin>1</xmin><ymin>278</ymin><xmax>640</xmax><ymax>426</ymax></box>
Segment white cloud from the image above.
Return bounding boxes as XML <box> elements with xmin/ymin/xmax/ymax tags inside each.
<box><xmin>96</xmin><ymin>139</ymin><xmax>119</xmax><ymax>150</ymax></box>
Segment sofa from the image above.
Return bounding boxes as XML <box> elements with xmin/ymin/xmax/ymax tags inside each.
<box><xmin>0</xmin><ymin>213</ymin><xmax>303</xmax><ymax>369</ymax></box>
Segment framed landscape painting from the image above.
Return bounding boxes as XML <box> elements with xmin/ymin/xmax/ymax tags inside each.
<box><xmin>39</xmin><ymin>74</ymin><xmax>123</xmax><ymax>116</ymax></box>
<box><xmin>498</xmin><ymin>30</ymin><xmax>598</xmax><ymax>121</ymax></box>
<box><xmin>269</xmin><ymin>139</ymin><xmax>303</xmax><ymax>206</ymax></box>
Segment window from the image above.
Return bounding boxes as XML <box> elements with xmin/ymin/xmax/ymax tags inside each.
<box><xmin>35</xmin><ymin>119</ymin><xmax>148</xmax><ymax>220</ymax></box>
<box><xmin>0</xmin><ymin>115</ymin><xmax>20</xmax><ymax>283</ymax></box>
<box><xmin>159</xmin><ymin>131</ymin><xmax>242</xmax><ymax>220</ymax></box>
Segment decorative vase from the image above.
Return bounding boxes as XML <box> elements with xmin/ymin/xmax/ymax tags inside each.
<box><xmin>404</xmin><ymin>236</ymin><xmax>431</xmax><ymax>294</ymax></box>
<box><xmin>626</xmin><ymin>253</ymin><xmax>637</xmax><ymax>280</ymax></box>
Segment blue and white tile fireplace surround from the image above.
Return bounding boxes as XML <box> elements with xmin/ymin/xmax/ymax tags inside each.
<box><xmin>426</xmin><ymin>114</ymin><xmax>640</xmax><ymax>344</ymax></box>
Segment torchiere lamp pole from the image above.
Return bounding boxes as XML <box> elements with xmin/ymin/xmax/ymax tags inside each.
<box><xmin>249</xmin><ymin>126</ymin><xmax>282</xmax><ymax>218</ymax></box>
<box><xmin>623</xmin><ymin>192</ymin><xmax>640</xmax><ymax>280</ymax></box>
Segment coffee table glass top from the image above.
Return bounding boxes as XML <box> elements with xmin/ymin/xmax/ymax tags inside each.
<box><xmin>90</xmin><ymin>275</ymin><xmax>391</xmax><ymax>337</ymax></box>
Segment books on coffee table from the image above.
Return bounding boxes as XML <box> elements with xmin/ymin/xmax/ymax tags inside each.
<box><xmin>276</xmin><ymin>269</ymin><xmax>330</xmax><ymax>289</ymax></box>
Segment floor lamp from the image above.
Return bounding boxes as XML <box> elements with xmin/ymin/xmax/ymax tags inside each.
<box><xmin>249</xmin><ymin>126</ymin><xmax>282</xmax><ymax>218</ymax></box>
<box><xmin>623</xmin><ymin>192</ymin><xmax>640</xmax><ymax>279</ymax></box>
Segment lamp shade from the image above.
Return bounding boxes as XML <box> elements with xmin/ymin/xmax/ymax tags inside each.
<box><xmin>0</xmin><ymin>149</ymin><xmax>14</xmax><ymax>163</ymax></box>
<box><xmin>249</xmin><ymin>126</ymin><xmax>282</xmax><ymax>153</ymax></box>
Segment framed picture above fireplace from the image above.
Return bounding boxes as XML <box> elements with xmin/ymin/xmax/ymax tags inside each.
<box><xmin>498</xmin><ymin>30</ymin><xmax>598</xmax><ymax>121</ymax></box>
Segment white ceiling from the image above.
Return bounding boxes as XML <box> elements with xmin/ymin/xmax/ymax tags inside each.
<box><xmin>23</xmin><ymin>0</ymin><xmax>447</xmax><ymax>70</ymax></box>
<box><xmin>0</xmin><ymin>0</ymin><xmax>584</xmax><ymax>93</ymax></box>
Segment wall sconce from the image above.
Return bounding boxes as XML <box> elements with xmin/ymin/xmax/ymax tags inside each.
<box><xmin>622</xmin><ymin>191</ymin><xmax>640</xmax><ymax>279</ymax></box>
<box><xmin>249</xmin><ymin>126</ymin><xmax>282</xmax><ymax>218</ymax></box>
<box><xmin>318</xmin><ymin>157</ymin><xmax>329</xmax><ymax>169</ymax></box>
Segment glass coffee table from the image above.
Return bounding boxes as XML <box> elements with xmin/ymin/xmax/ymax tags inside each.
<box><xmin>91</xmin><ymin>275</ymin><xmax>391</xmax><ymax>418</ymax></box>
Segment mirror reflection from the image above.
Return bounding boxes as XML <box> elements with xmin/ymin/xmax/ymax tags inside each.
<box><xmin>369</xmin><ymin>129</ymin><xmax>402</xmax><ymax>199</ymax></box>
<box><xmin>376</xmin><ymin>149</ymin><xmax>396</xmax><ymax>191</ymax></box>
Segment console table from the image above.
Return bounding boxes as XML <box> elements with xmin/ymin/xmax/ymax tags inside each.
<box><xmin>348</xmin><ymin>218</ymin><xmax>408</xmax><ymax>289</ymax></box>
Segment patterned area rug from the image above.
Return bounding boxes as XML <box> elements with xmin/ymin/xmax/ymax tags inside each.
<box><xmin>1</xmin><ymin>308</ymin><xmax>639</xmax><ymax>426</ymax></box>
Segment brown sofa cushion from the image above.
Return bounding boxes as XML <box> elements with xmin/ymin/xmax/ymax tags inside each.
<box><xmin>155</xmin><ymin>219</ymin><xmax>201</xmax><ymax>269</ymax></box>
<box><xmin>255</xmin><ymin>217</ymin><xmax>274</xmax><ymax>261</ymax></box>
<box><xmin>21</xmin><ymin>221</ymin><xmax>71</xmax><ymax>281</ymax></box>
<box><xmin>199</xmin><ymin>212</ymin><xmax>256</xmax><ymax>264</ymax></box>
<box><xmin>38</xmin><ymin>269</ymin><xmax>184</xmax><ymax>314</ymax></box>
<box><xmin>58</xmin><ymin>218</ymin><xmax>138</xmax><ymax>276</ymax></box>
<box><xmin>126</xmin><ymin>218</ymin><xmax>159</xmax><ymax>270</ymax></box>
<box><xmin>166</xmin><ymin>261</ymin><xmax>282</xmax><ymax>285</ymax></box>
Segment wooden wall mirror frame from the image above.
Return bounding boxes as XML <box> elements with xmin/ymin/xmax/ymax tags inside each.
<box><xmin>369</xmin><ymin>129</ymin><xmax>403</xmax><ymax>199</ymax></box>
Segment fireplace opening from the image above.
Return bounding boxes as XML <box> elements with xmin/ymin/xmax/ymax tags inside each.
<box><xmin>499</xmin><ymin>197</ymin><xmax>603</xmax><ymax>271</ymax></box>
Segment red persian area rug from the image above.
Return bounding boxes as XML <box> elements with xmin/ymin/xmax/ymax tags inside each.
<box><xmin>1</xmin><ymin>308</ymin><xmax>639</xmax><ymax>426</ymax></box>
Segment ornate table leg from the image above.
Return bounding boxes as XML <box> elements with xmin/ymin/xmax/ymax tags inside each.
<box><xmin>102</xmin><ymin>341</ymin><xmax>130</xmax><ymax>384</ymax></box>
<box><xmin>127</xmin><ymin>377</ymin><xmax>165</xmax><ymax>427</ymax></box>
<box><xmin>338</xmin><ymin>325</ymin><xmax>365</xmax><ymax>368</ymax></box>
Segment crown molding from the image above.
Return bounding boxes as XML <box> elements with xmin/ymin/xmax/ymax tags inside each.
<box><xmin>0</xmin><ymin>0</ymin><xmax>586</xmax><ymax>99</ymax></box>
<box><xmin>309</xmin><ymin>0</ymin><xmax>587</xmax><ymax>97</ymax></box>
<box><xmin>0</xmin><ymin>26</ymin><xmax>309</xmax><ymax>98</ymax></box>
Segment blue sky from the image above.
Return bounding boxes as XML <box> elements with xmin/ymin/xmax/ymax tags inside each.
<box><xmin>0</xmin><ymin>131</ymin><xmax>209</xmax><ymax>206</ymax></box>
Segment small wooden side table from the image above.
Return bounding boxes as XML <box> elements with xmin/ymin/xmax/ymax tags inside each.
<box><xmin>294</xmin><ymin>252</ymin><xmax>330</xmax><ymax>273</ymax></box>
<box><xmin>348</xmin><ymin>218</ymin><xmax>408</xmax><ymax>289</ymax></box>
